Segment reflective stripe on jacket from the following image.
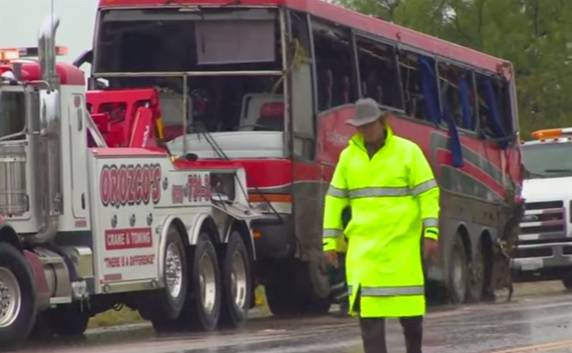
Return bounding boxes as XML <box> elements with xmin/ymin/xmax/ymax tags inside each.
<box><xmin>322</xmin><ymin>125</ymin><xmax>440</xmax><ymax>317</ymax></box>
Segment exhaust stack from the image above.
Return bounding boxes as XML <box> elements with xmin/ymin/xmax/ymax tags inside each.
<box><xmin>38</xmin><ymin>16</ymin><xmax>60</xmax><ymax>87</ymax></box>
<box><xmin>30</xmin><ymin>15</ymin><xmax>62</xmax><ymax>243</ymax></box>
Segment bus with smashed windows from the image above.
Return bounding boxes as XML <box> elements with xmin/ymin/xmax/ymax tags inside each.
<box><xmin>83</xmin><ymin>0</ymin><xmax>523</xmax><ymax>315</ymax></box>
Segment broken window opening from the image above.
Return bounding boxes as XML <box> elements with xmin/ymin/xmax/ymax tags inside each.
<box><xmin>312</xmin><ymin>21</ymin><xmax>357</xmax><ymax>112</ymax></box>
<box><xmin>438</xmin><ymin>63</ymin><xmax>477</xmax><ymax>132</ymax></box>
<box><xmin>356</xmin><ymin>36</ymin><xmax>402</xmax><ymax>110</ymax></box>
<box><xmin>95</xmin><ymin>8</ymin><xmax>282</xmax><ymax>75</ymax></box>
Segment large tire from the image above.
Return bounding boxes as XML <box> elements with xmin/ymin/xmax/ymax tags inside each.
<box><xmin>562</xmin><ymin>277</ymin><xmax>572</xmax><ymax>289</ymax></box>
<box><xmin>184</xmin><ymin>232</ymin><xmax>221</xmax><ymax>331</ymax></box>
<box><xmin>447</xmin><ymin>236</ymin><xmax>469</xmax><ymax>304</ymax></box>
<box><xmin>44</xmin><ymin>303</ymin><xmax>90</xmax><ymax>337</ymax></box>
<box><xmin>139</xmin><ymin>226</ymin><xmax>188</xmax><ymax>331</ymax></box>
<box><xmin>265</xmin><ymin>260</ymin><xmax>331</xmax><ymax>316</ymax></box>
<box><xmin>0</xmin><ymin>243</ymin><xmax>37</xmax><ymax>347</ymax></box>
<box><xmin>220</xmin><ymin>231</ymin><xmax>252</xmax><ymax>328</ymax></box>
<box><xmin>265</xmin><ymin>277</ymin><xmax>300</xmax><ymax>315</ymax></box>
<box><xmin>467</xmin><ymin>244</ymin><xmax>484</xmax><ymax>303</ymax></box>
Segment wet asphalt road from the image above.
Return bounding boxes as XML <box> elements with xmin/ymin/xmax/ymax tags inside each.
<box><xmin>7</xmin><ymin>282</ymin><xmax>572</xmax><ymax>353</ymax></box>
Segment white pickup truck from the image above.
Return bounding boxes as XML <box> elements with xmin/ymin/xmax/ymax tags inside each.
<box><xmin>513</xmin><ymin>128</ymin><xmax>572</xmax><ymax>288</ymax></box>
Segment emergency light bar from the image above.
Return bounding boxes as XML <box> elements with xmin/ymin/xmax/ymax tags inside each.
<box><xmin>531</xmin><ymin>128</ymin><xmax>572</xmax><ymax>140</ymax></box>
<box><xmin>0</xmin><ymin>46</ymin><xmax>68</xmax><ymax>61</ymax></box>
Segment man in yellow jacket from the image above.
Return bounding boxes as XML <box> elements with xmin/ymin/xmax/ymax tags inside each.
<box><xmin>323</xmin><ymin>98</ymin><xmax>439</xmax><ymax>353</ymax></box>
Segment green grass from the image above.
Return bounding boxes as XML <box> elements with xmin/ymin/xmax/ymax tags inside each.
<box><xmin>88</xmin><ymin>306</ymin><xmax>143</xmax><ymax>329</ymax></box>
<box><xmin>87</xmin><ymin>287</ymin><xmax>268</xmax><ymax>329</ymax></box>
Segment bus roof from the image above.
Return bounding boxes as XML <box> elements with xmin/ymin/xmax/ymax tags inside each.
<box><xmin>98</xmin><ymin>0</ymin><xmax>512</xmax><ymax>78</ymax></box>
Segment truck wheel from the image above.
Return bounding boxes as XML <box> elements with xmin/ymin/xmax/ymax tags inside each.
<box><xmin>467</xmin><ymin>245</ymin><xmax>484</xmax><ymax>303</ymax></box>
<box><xmin>265</xmin><ymin>260</ymin><xmax>330</xmax><ymax>316</ymax></box>
<box><xmin>562</xmin><ymin>277</ymin><xmax>572</xmax><ymax>289</ymax></box>
<box><xmin>447</xmin><ymin>236</ymin><xmax>468</xmax><ymax>304</ymax></box>
<box><xmin>0</xmin><ymin>243</ymin><xmax>37</xmax><ymax>346</ymax></box>
<box><xmin>45</xmin><ymin>304</ymin><xmax>90</xmax><ymax>337</ymax></box>
<box><xmin>187</xmin><ymin>232</ymin><xmax>221</xmax><ymax>331</ymax></box>
<box><xmin>141</xmin><ymin>226</ymin><xmax>188</xmax><ymax>331</ymax></box>
<box><xmin>220</xmin><ymin>231</ymin><xmax>252</xmax><ymax>328</ymax></box>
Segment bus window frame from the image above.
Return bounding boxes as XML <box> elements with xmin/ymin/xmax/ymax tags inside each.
<box><xmin>436</xmin><ymin>60</ymin><xmax>481</xmax><ymax>137</ymax></box>
<box><xmin>310</xmin><ymin>17</ymin><xmax>359</xmax><ymax>113</ymax></box>
<box><xmin>396</xmin><ymin>44</ymin><xmax>440</xmax><ymax>124</ymax></box>
<box><xmin>353</xmin><ymin>31</ymin><xmax>404</xmax><ymax>110</ymax></box>
<box><xmin>474</xmin><ymin>71</ymin><xmax>516</xmax><ymax>145</ymax></box>
<box><xmin>280</xmin><ymin>7</ymin><xmax>291</xmax><ymax>158</ymax></box>
<box><xmin>349</xmin><ymin>29</ymin><xmax>362</xmax><ymax>99</ymax></box>
<box><xmin>287</xmin><ymin>9</ymin><xmax>317</xmax><ymax>161</ymax></box>
<box><xmin>93</xmin><ymin>7</ymin><xmax>282</xmax><ymax>74</ymax></box>
<box><xmin>392</xmin><ymin>41</ymin><xmax>515</xmax><ymax>143</ymax></box>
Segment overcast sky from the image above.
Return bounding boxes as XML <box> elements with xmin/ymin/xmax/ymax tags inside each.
<box><xmin>0</xmin><ymin>0</ymin><xmax>98</xmax><ymax>63</ymax></box>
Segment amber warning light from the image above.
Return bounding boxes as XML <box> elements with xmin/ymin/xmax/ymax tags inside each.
<box><xmin>531</xmin><ymin>128</ymin><xmax>572</xmax><ymax>140</ymax></box>
<box><xmin>0</xmin><ymin>46</ymin><xmax>68</xmax><ymax>61</ymax></box>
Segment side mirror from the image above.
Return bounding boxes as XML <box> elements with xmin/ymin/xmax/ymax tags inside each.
<box><xmin>73</xmin><ymin>49</ymin><xmax>93</xmax><ymax>68</ymax></box>
<box><xmin>88</xmin><ymin>77</ymin><xmax>109</xmax><ymax>90</ymax></box>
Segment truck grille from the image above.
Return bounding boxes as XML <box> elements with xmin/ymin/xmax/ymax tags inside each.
<box><xmin>518</xmin><ymin>200</ymin><xmax>566</xmax><ymax>245</ymax></box>
<box><xmin>0</xmin><ymin>142</ymin><xmax>28</xmax><ymax>216</ymax></box>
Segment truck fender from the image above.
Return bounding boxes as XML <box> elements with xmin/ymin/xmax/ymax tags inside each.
<box><xmin>0</xmin><ymin>223</ymin><xmax>21</xmax><ymax>249</ymax></box>
<box><xmin>224</xmin><ymin>220</ymin><xmax>256</xmax><ymax>261</ymax></box>
<box><xmin>187</xmin><ymin>213</ymin><xmax>219</xmax><ymax>246</ymax></box>
<box><xmin>23</xmin><ymin>250</ymin><xmax>51</xmax><ymax>309</ymax></box>
<box><xmin>156</xmin><ymin>216</ymin><xmax>188</xmax><ymax>287</ymax></box>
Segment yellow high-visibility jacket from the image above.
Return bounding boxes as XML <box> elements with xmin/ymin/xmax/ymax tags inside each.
<box><xmin>323</xmin><ymin>125</ymin><xmax>440</xmax><ymax>317</ymax></box>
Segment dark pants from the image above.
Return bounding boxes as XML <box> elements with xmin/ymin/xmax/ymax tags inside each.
<box><xmin>359</xmin><ymin>316</ymin><xmax>423</xmax><ymax>353</ymax></box>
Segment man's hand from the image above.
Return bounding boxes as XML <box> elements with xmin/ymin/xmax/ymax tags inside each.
<box><xmin>423</xmin><ymin>238</ymin><xmax>439</xmax><ymax>263</ymax></box>
<box><xmin>324</xmin><ymin>250</ymin><xmax>339</xmax><ymax>269</ymax></box>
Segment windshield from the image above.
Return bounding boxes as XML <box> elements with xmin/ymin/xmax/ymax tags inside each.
<box><xmin>522</xmin><ymin>143</ymin><xmax>572</xmax><ymax>179</ymax></box>
<box><xmin>95</xmin><ymin>8</ymin><xmax>281</xmax><ymax>73</ymax></box>
<box><xmin>93</xmin><ymin>8</ymin><xmax>285</xmax><ymax>140</ymax></box>
<box><xmin>0</xmin><ymin>90</ymin><xmax>26</xmax><ymax>139</ymax></box>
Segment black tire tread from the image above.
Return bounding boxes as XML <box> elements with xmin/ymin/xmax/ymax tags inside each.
<box><xmin>140</xmin><ymin>226</ymin><xmax>188</xmax><ymax>332</ymax></box>
<box><xmin>183</xmin><ymin>232</ymin><xmax>221</xmax><ymax>331</ymax></box>
<box><xmin>0</xmin><ymin>243</ymin><xmax>37</xmax><ymax>347</ymax></box>
<box><xmin>220</xmin><ymin>232</ymin><xmax>252</xmax><ymax>328</ymax></box>
<box><xmin>448</xmin><ymin>236</ymin><xmax>469</xmax><ymax>304</ymax></box>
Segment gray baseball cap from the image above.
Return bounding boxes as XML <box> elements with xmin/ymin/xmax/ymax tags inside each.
<box><xmin>347</xmin><ymin>98</ymin><xmax>386</xmax><ymax>127</ymax></box>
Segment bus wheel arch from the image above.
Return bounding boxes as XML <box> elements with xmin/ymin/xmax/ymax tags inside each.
<box><xmin>467</xmin><ymin>227</ymin><xmax>489</xmax><ymax>303</ymax></box>
<box><xmin>480</xmin><ymin>231</ymin><xmax>495</xmax><ymax>301</ymax></box>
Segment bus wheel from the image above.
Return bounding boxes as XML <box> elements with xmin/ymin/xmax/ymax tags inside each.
<box><xmin>187</xmin><ymin>232</ymin><xmax>221</xmax><ymax>331</ymax></box>
<box><xmin>220</xmin><ymin>231</ymin><xmax>252</xmax><ymax>328</ymax></box>
<box><xmin>447</xmin><ymin>236</ymin><xmax>468</xmax><ymax>304</ymax></box>
<box><xmin>562</xmin><ymin>276</ymin><xmax>572</xmax><ymax>289</ymax></box>
<box><xmin>141</xmin><ymin>226</ymin><xmax>188</xmax><ymax>332</ymax></box>
<box><xmin>265</xmin><ymin>260</ymin><xmax>330</xmax><ymax>316</ymax></box>
<box><xmin>265</xmin><ymin>277</ymin><xmax>300</xmax><ymax>315</ymax></box>
<box><xmin>300</xmin><ymin>260</ymin><xmax>331</xmax><ymax>314</ymax></box>
<box><xmin>0</xmin><ymin>243</ymin><xmax>37</xmax><ymax>346</ymax></box>
<box><xmin>45</xmin><ymin>304</ymin><xmax>90</xmax><ymax>337</ymax></box>
<box><xmin>467</xmin><ymin>245</ymin><xmax>484</xmax><ymax>303</ymax></box>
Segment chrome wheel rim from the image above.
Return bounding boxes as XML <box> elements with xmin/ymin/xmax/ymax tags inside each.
<box><xmin>230</xmin><ymin>250</ymin><xmax>248</xmax><ymax>309</ymax></box>
<box><xmin>0</xmin><ymin>267</ymin><xmax>21</xmax><ymax>328</ymax></box>
<box><xmin>165</xmin><ymin>243</ymin><xmax>183</xmax><ymax>299</ymax></box>
<box><xmin>452</xmin><ymin>251</ymin><xmax>466</xmax><ymax>300</ymax></box>
<box><xmin>199</xmin><ymin>252</ymin><xmax>216</xmax><ymax>314</ymax></box>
